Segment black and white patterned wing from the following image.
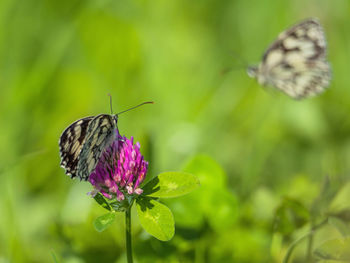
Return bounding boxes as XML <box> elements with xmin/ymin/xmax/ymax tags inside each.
<box><xmin>249</xmin><ymin>18</ymin><xmax>331</xmax><ymax>99</ymax></box>
<box><xmin>76</xmin><ymin>114</ymin><xmax>118</xmax><ymax>181</ymax></box>
<box><xmin>59</xmin><ymin>116</ymin><xmax>94</xmax><ymax>178</ymax></box>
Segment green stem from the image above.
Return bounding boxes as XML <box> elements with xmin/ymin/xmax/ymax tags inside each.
<box><xmin>125</xmin><ymin>206</ymin><xmax>133</xmax><ymax>263</ymax></box>
<box><xmin>283</xmin><ymin>231</ymin><xmax>312</xmax><ymax>263</ymax></box>
<box><xmin>306</xmin><ymin>219</ymin><xmax>315</xmax><ymax>262</ymax></box>
<box><xmin>283</xmin><ymin>219</ymin><xmax>327</xmax><ymax>263</ymax></box>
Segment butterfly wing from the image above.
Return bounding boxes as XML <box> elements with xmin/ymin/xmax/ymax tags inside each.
<box><xmin>76</xmin><ymin>114</ymin><xmax>118</xmax><ymax>181</ymax></box>
<box><xmin>59</xmin><ymin>116</ymin><xmax>94</xmax><ymax>178</ymax></box>
<box><xmin>268</xmin><ymin>60</ymin><xmax>331</xmax><ymax>99</ymax></box>
<box><xmin>255</xmin><ymin>18</ymin><xmax>331</xmax><ymax>99</ymax></box>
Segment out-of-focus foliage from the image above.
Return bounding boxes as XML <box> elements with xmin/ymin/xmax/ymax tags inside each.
<box><xmin>0</xmin><ymin>0</ymin><xmax>350</xmax><ymax>262</ymax></box>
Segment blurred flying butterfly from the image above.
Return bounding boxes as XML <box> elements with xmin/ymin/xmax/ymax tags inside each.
<box><xmin>59</xmin><ymin>97</ymin><xmax>153</xmax><ymax>181</ymax></box>
<box><xmin>247</xmin><ymin>18</ymin><xmax>331</xmax><ymax>99</ymax></box>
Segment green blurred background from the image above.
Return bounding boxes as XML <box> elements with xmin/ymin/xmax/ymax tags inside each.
<box><xmin>1</xmin><ymin>0</ymin><xmax>350</xmax><ymax>262</ymax></box>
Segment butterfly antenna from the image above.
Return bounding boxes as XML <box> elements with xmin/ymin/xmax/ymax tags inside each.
<box><xmin>116</xmin><ymin>101</ymin><xmax>154</xmax><ymax>115</ymax></box>
<box><xmin>221</xmin><ymin>50</ymin><xmax>249</xmax><ymax>75</ymax></box>
<box><xmin>231</xmin><ymin>49</ymin><xmax>249</xmax><ymax>68</ymax></box>
<box><xmin>108</xmin><ymin>93</ymin><xmax>113</xmax><ymax>114</ymax></box>
<box><xmin>221</xmin><ymin>65</ymin><xmax>248</xmax><ymax>75</ymax></box>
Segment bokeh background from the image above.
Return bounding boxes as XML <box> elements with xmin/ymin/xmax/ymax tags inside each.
<box><xmin>1</xmin><ymin>0</ymin><xmax>350</xmax><ymax>262</ymax></box>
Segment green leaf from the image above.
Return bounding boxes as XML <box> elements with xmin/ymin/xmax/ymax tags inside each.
<box><xmin>331</xmin><ymin>209</ymin><xmax>350</xmax><ymax>222</ymax></box>
<box><xmin>310</xmin><ymin>176</ymin><xmax>337</xmax><ymax>217</ymax></box>
<box><xmin>314</xmin><ymin>237</ymin><xmax>350</xmax><ymax>261</ymax></box>
<box><xmin>274</xmin><ymin>197</ymin><xmax>310</xmax><ymax>235</ymax></box>
<box><xmin>143</xmin><ymin>172</ymin><xmax>199</xmax><ymax>198</ymax></box>
<box><xmin>328</xmin><ymin>216</ymin><xmax>350</xmax><ymax>237</ymax></box>
<box><xmin>330</xmin><ymin>182</ymin><xmax>350</xmax><ymax>213</ymax></box>
<box><xmin>164</xmin><ymin>154</ymin><xmax>238</xmax><ymax>231</ymax></box>
<box><xmin>93</xmin><ymin>212</ymin><xmax>116</xmax><ymax>232</ymax></box>
<box><xmin>136</xmin><ymin>197</ymin><xmax>174</xmax><ymax>241</ymax></box>
<box><xmin>93</xmin><ymin>193</ymin><xmax>112</xmax><ymax>211</ymax></box>
<box><xmin>183</xmin><ymin>154</ymin><xmax>226</xmax><ymax>189</ymax></box>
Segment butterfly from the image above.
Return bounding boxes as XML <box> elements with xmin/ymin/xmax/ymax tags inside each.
<box><xmin>247</xmin><ymin>18</ymin><xmax>331</xmax><ymax>99</ymax></box>
<box><xmin>59</xmin><ymin>101</ymin><xmax>153</xmax><ymax>181</ymax></box>
<box><xmin>59</xmin><ymin>114</ymin><xmax>119</xmax><ymax>180</ymax></box>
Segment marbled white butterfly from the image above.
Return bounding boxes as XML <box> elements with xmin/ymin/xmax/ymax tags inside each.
<box><xmin>59</xmin><ymin>100</ymin><xmax>153</xmax><ymax>180</ymax></box>
<box><xmin>247</xmin><ymin>18</ymin><xmax>331</xmax><ymax>99</ymax></box>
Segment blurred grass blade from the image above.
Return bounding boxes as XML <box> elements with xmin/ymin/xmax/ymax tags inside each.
<box><xmin>51</xmin><ymin>250</ymin><xmax>60</xmax><ymax>263</ymax></box>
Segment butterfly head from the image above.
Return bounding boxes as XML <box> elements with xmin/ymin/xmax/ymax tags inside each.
<box><xmin>247</xmin><ymin>65</ymin><xmax>259</xmax><ymax>79</ymax></box>
<box><xmin>108</xmin><ymin>94</ymin><xmax>152</xmax><ymax>124</ymax></box>
<box><xmin>247</xmin><ymin>65</ymin><xmax>270</xmax><ymax>86</ymax></box>
<box><xmin>112</xmin><ymin>114</ymin><xmax>118</xmax><ymax>126</ymax></box>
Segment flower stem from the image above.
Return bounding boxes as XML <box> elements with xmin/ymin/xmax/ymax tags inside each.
<box><xmin>125</xmin><ymin>206</ymin><xmax>133</xmax><ymax>263</ymax></box>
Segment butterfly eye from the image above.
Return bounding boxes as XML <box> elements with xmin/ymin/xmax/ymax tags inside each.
<box><xmin>113</xmin><ymin>115</ymin><xmax>118</xmax><ymax>124</ymax></box>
